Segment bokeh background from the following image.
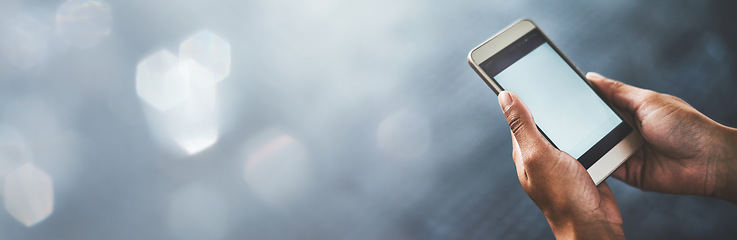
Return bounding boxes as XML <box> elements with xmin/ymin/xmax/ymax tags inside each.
<box><xmin>1</xmin><ymin>0</ymin><xmax>736</xmax><ymax>239</ymax></box>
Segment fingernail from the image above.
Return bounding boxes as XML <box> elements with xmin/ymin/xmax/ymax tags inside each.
<box><xmin>586</xmin><ymin>72</ymin><xmax>604</xmax><ymax>80</ymax></box>
<box><xmin>499</xmin><ymin>91</ymin><xmax>513</xmax><ymax>110</ymax></box>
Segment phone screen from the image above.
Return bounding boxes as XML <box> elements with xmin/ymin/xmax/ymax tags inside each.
<box><xmin>479</xmin><ymin>29</ymin><xmax>631</xmax><ymax>169</ymax></box>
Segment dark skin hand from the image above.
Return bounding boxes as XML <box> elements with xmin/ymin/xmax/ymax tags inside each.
<box><xmin>498</xmin><ymin>72</ymin><xmax>737</xmax><ymax>239</ymax></box>
<box><xmin>586</xmin><ymin>72</ymin><xmax>737</xmax><ymax>203</ymax></box>
<box><xmin>498</xmin><ymin>90</ymin><xmax>624</xmax><ymax>239</ymax></box>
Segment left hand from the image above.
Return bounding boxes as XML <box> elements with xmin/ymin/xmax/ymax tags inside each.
<box><xmin>498</xmin><ymin>91</ymin><xmax>624</xmax><ymax>239</ymax></box>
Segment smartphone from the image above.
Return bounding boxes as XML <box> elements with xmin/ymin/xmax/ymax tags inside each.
<box><xmin>467</xmin><ymin>19</ymin><xmax>642</xmax><ymax>185</ymax></box>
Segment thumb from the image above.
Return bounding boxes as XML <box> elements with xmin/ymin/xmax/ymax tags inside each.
<box><xmin>498</xmin><ymin>91</ymin><xmax>549</xmax><ymax>152</ymax></box>
<box><xmin>586</xmin><ymin>72</ymin><xmax>655</xmax><ymax>114</ymax></box>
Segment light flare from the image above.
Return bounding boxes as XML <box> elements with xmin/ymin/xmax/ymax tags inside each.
<box><xmin>3</xmin><ymin>163</ymin><xmax>55</xmax><ymax>227</ymax></box>
<box><xmin>136</xmin><ymin>50</ymin><xmax>189</xmax><ymax>111</ymax></box>
<box><xmin>135</xmin><ymin>30</ymin><xmax>231</xmax><ymax>155</ymax></box>
<box><xmin>180</xmin><ymin>30</ymin><xmax>232</xmax><ymax>83</ymax></box>
<box><xmin>243</xmin><ymin>128</ymin><xmax>312</xmax><ymax>208</ymax></box>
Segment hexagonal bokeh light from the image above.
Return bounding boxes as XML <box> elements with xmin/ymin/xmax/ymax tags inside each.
<box><xmin>55</xmin><ymin>0</ymin><xmax>112</xmax><ymax>48</ymax></box>
<box><xmin>376</xmin><ymin>110</ymin><xmax>431</xmax><ymax>160</ymax></box>
<box><xmin>179</xmin><ymin>31</ymin><xmax>231</xmax><ymax>83</ymax></box>
<box><xmin>136</xmin><ymin>50</ymin><xmax>189</xmax><ymax>111</ymax></box>
<box><xmin>163</xmin><ymin>60</ymin><xmax>219</xmax><ymax>155</ymax></box>
<box><xmin>136</xmin><ymin>31</ymin><xmax>231</xmax><ymax>155</ymax></box>
<box><xmin>243</xmin><ymin>128</ymin><xmax>312</xmax><ymax>208</ymax></box>
<box><xmin>2</xmin><ymin>97</ymin><xmax>81</xmax><ymax>197</ymax></box>
<box><xmin>3</xmin><ymin>163</ymin><xmax>55</xmax><ymax>227</ymax></box>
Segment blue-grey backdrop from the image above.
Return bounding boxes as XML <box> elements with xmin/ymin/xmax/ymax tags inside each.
<box><xmin>0</xmin><ymin>0</ymin><xmax>736</xmax><ymax>239</ymax></box>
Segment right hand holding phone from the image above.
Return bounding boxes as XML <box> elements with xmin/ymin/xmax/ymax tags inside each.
<box><xmin>586</xmin><ymin>72</ymin><xmax>737</xmax><ymax>203</ymax></box>
<box><xmin>500</xmin><ymin>72</ymin><xmax>737</xmax><ymax>238</ymax></box>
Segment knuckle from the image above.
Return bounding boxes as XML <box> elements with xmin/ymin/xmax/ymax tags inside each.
<box><xmin>505</xmin><ymin>110</ymin><xmax>527</xmax><ymax>135</ymax></box>
<box><xmin>662</xmin><ymin>93</ymin><xmax>689</xmax><ymax>105</ymax></box>
<box><xmin>609</xmin><ymin>78</ymin><xmax>624</xmax><ymax>89</ymax></box>
<box><xmin>602</xmin><ymin>79</ymin><xmax>624</xmax><ymax>100</ymax></box>
<box><xmin>643</xmin><ymin>89</ymin><xmax>660</xmax><ymax>99</ymax></box>
<box><xmin>606</xmin><ymin>78</ymin><xmax>625</xmax><ymax>92</ymax></box>
<box><xmin>639</xmin><ymin>90</ymin><xmax>662</xmax><ymax>106</ymax></box>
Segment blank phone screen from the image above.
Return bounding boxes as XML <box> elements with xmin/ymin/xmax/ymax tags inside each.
<box><xmin>480</xmin><ymin>29</ymin><xmax>628</xmax><ymax>168</ymax></box>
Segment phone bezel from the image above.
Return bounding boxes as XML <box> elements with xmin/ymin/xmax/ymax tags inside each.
<box><xmin>467</xmin><ymin>19</ymin><xmax>642</xmax><ymax>185</ymax></box>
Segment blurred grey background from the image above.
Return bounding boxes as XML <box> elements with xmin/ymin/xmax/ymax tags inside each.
<box><xmin>0</xmin><ymin>0</ymin><xmax>736</xmax><ymax>239</ymax></box>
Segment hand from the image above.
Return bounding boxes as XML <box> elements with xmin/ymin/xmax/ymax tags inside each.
<box><xmin>586</xmin><ymin>72</ymin><xmax>737</xmax><ymax>203</ymax></box>
<box><xmin>498</xmin><ymin>91</ymin><xmax>624</xmax><ymax>239</ymax></box>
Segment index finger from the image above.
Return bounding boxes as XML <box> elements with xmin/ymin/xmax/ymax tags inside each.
<box><xmin>586</xmin><ymin>72</ymin><xmax>656</xmax><ymax>114</ymax></box>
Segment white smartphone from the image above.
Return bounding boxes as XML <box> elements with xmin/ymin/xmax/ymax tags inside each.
<box><xmin>467</xmin><ymin>19</ymin><xmax>642</xmax><ymax>185</ymax></box>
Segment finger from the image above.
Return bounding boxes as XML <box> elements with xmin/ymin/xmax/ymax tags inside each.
<box><xmin>586</xmin><ymin>72</ymin><xmax>656</xmax><ymax>114</ymax></box>
<box><xmin>611</xmin><ymin>148</ymin><xmax>644</xmax><ymax>188</ymax></box>
<box><xmin>498</xmin><ymin>91</ymin><xmax>548</xmax><ymax>151</ymax></box>
<box><xmin>611</xmin><ymin>164</ymin><xmax>627</xmax><ymax>180</ymax></box>
<box><xmin>597</xmin><ymin>181</ymin><xmax>614</xmax><ymax>199</ymax></box>
<box><xmin>499</xmin><ymin>91</ymin><xmax>557</xmax><ymax>175</ymax></box>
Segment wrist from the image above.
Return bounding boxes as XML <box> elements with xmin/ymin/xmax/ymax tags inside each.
<box><xmin>545</xmin><ymin>212</ymin><xmax>624</xmax><ymax>240</ymax></box>
<box><xmin>712</xmin><ymin>126</ymin><xmax>737</xmax><ymax>204</ymax></box>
